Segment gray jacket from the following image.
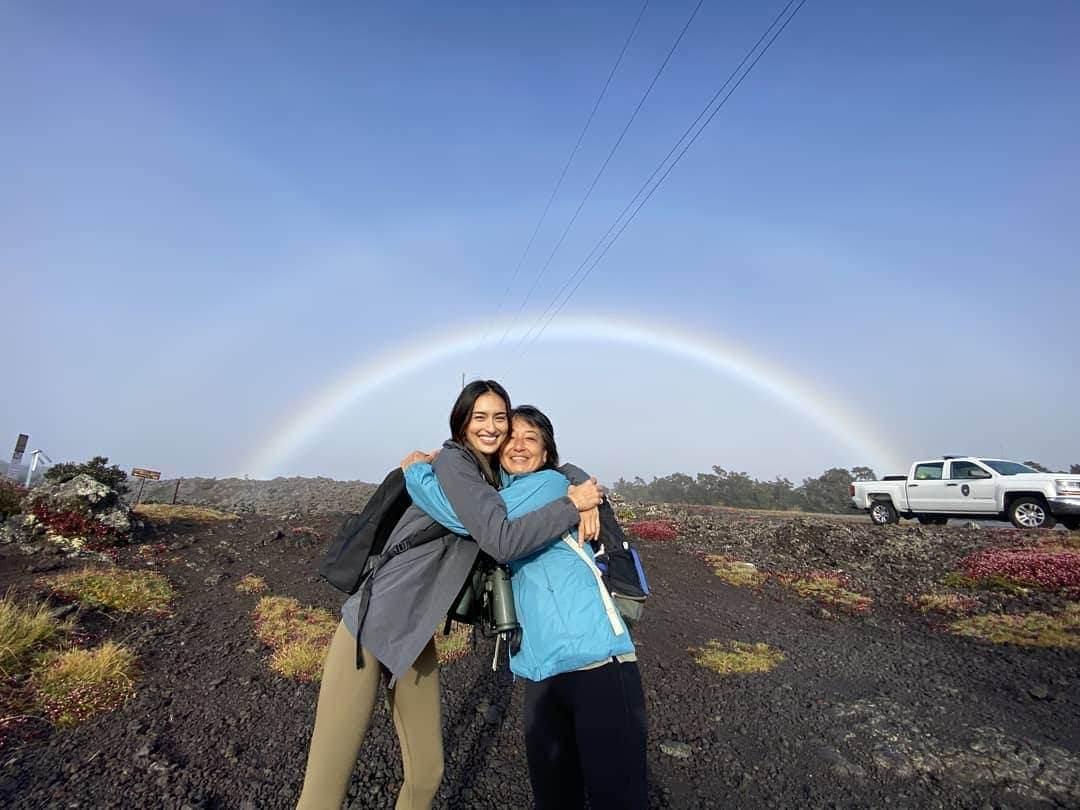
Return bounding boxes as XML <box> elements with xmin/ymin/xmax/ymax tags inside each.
<box><xmin>341</xmin><ymin>441</ymin><xmax>585</xmax><ymax>682</ymax></box>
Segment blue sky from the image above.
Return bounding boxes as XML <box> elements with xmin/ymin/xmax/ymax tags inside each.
<box><xmin>2</xmin><ymin>0</ymin><xmax>1078</xmax><ymax>485</ymax></box>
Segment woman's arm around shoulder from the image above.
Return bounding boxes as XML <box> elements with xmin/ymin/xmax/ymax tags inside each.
<box><xmin>432</xmin><ymin>444</ymin><xmax>579</xmax><ymax>563</ymax></box>
<box><xmin>403</xmin><ymin>462</ymin><xmax>469</xmax><ymax>536</ymax></box>
<box><xmin>558</xmin><ymin>462</ymin><xmax>591</xmax><ymax>486</ymax></box>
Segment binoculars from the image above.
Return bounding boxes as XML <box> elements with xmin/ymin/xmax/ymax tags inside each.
<box><xmin>447</xmin><ymin>554</ymin><xmax>521</xmax><ymax>666</ymax></box>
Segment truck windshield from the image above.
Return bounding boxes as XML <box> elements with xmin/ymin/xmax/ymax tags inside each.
<box><xmin>982</xmin><ymin>460</ymin><xmax>1038</xmax><ymax>476</ymax></box>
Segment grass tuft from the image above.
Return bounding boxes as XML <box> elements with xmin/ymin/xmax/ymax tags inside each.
<box><xmin>778</xmin><ymin>571</ymin><xmax>872</xmax><ymax>613</ymax></box>
<box><xmin>705</xmin><ymin>556</ymin><xmax>766</xmax><ymax>588</ymax></box>
<box><xmin>41</xmin><ymin>568</ymin><xmax>176</xmax><ymax>615</ymax></box>
<box><xmin>942</xmin><ymin>572</ymin><xmax>1031</xmax><ymax>596</ymax></box>
<box><xmin>270</xmin><ymin>641</ymin><xmax>330</xmax><ymax>681</ymax></box>
<box><xmin>0</xmin><ymin>593</ymin><xmax>73</xmax><ymax>678</ymax></box>
<box><xmin>950</xmin><ymin>604</ymin><xmax>1080</xmax><ymax>648</ymax></box>
<box><xmin>32</xmin><ymin>641</ymin><xmax>138</xmax><ymax>727</ymax></box>
<box><xmin>691</xmin><ymin>640</ymin><xmax>785</xmax><ymax>674</ymax></box>
<box><xmin>235</xmin><ymin>574</ymin><xmax>268</xmax><ymax>595</ymax></box>
<box><xmin>252</xmin><ymin>596</ymin><xmax>336</xmax><ymax>681</ymax></box>
<box><xmin>909</xmin><ymin>593</ymin><xmax>980</xmax><ymax>616</ymax></box>
<box><xmin>434</xmin><ymin>623</ymin><xmax>472</xmax><ymax>665</ymax></box>
<box><xmin>133</xmin><ymin>504</ymin><xmax>240</xmax><ymax>523</ymax></box>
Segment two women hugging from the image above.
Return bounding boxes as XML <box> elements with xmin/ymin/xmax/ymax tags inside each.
<box><xmin>297</xmin><ymin>380</ymin><xmax>648</xmax><ymax>810</ymax></box>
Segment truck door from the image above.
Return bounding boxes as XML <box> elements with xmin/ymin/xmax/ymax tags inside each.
<box><xmin>907</xmin><ymin>462</ymin><xmax>946</xmax><ymax>511</ymax></box>
<box><xmin>944</xmin><ymin>460</ymin><xmax>996</xmax><ymax>513</ymax></box>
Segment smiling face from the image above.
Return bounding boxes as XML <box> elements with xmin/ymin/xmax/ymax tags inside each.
<box><xmin>500</xmin><ymin>415</ymin><xmax>548</xmax><ymax>475</ymax></box>
<box><xmin>463</xmin><ymin>391</ymin><xmax>510</xmax><ymax>458</ymax></box>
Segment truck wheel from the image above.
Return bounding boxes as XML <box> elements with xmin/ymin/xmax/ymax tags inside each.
<box><xmin>1062</xmin><ymin>517</ymin><xmax>1080</xmax><ymax>531</ymax></box>
<box><xmin>870</xmin><ymin>501</ymin><xmax>898</xmax><ymax>525</ymax></box>
<box><xmin>1008</xmin><ymin>497</ymin><xmax>1056</xmax><ymax>530</ymax></box>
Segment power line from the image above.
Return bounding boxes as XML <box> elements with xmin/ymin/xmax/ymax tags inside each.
<box><xmin>517</xmin><ymin>0</ymin><xmax>798</xmax><ymax>348</ymax></box>
<box><xmin>520</xmin><ymin>0</ymin><xmax>807</xmax><ymax>353</ymax></box>
<box><xmin>501</xmin><ymin>0</ymin><xmax>707</xmax><ymax>343</ymax></box>
<box><xmin>484</xmin><ymin>1</ymin><xmax>650</xmax><ymax>349</ymax></box>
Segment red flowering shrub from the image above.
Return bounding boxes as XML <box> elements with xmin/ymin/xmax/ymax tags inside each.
<box><xmin>959</xmin><ymin>547</ymin><xmax>1080</xmax><ymax>592</ymax></box>
<box><xmin>627</xmin><ymin>520</ymin><xmax>678</xmax><ymax>541</ymax></box>
<box><xmin>30</xmin><ymin>503</ymin><xmax>111</xmax><ymax>543</ymax></box>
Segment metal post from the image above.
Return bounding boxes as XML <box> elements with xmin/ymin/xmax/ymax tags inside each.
<box><xmin>172</xmin><ymin>478</ymin><xmax>182</xmax><ymax>505</ymax></box>
<box><xmin>136</xmin><ymin>477</ymin><xmax>146</xmax><ymax>505</ymax></box>
<box><xmin>24</xmin><ymin>450</ymin><xmax>51</xmax><ymax>487</ymax></box>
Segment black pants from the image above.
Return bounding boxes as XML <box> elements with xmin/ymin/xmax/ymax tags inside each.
<box><xmin>523</xmin><ymin>660</ymin><xmax>648</xmax><ymax>810</ymax></box>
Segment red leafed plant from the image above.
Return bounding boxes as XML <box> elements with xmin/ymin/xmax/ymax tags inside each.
<box><xmin>627</xmin><ymin>520</ymin><xmax>678</xmax><ymax>541</ymax></box>
<box><xmin>30</xmin><ymin>503</ymin><xmax>112</xmax><ymax>543</ymax></box>
<box><xmin>959</xmin><ymin>547</ymin><xmax>1080</xmax><ymax>591</ymax></box>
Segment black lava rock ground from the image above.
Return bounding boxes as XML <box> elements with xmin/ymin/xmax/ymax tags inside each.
<box><xmin>1</xmin><ymin>506</ymin><xmax>1078</xmax><ymax>809</ymax></box>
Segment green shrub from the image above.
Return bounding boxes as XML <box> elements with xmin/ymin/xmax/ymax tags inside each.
<box><xmin>44</xmin><ymin>456</ymin><xmax>129</xmax><ymax>495</ymax></box>
<box><xmin>0</xmin><ymin>480</ymin><xmax>27</xmax><ymax>519</ymax></box>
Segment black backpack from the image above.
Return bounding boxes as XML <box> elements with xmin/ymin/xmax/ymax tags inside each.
<box><xmin>319</xmin><ymin>467</ymin><xmax>448</xmax><ymax>667</ymax></box>
<box><xmin>590</xmin><ymin>499</ymin><xmax>650</xmax><ymax>627</ymax></box>
<box><xmin>320</xmin><ymin>467</ymin><xmax>412</xmax><ymax>594</ymax></box>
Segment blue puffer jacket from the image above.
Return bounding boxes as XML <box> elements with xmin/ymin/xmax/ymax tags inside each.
<box><xmin>405</xmin><ymin>464</ymin><xmax>634</xmax><ymax>681</ymax></box>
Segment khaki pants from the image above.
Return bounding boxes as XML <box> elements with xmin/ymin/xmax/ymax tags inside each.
<box><xmin>297</xmin><ymin>621</ymin><xmax>444</xmax><ymax>810</ymax></box>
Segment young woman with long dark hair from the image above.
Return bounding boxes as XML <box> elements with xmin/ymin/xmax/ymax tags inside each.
<box><xmin>297</xmin><ymin>381</ymin><xmax>603</xmax><ymax>810</ymax></box>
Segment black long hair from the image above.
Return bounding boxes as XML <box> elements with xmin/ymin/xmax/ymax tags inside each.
<box><xmin>449</xmin><ymin>379</ymin><xmax>511</xmax><ymax>487</ymax></box>
<box><xmin>509</xmin><ymin>405</ymin><xmax>559</xmax><ymax>470</ymax></box>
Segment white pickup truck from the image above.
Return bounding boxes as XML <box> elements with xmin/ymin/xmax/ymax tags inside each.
<box><xmin>850</xmin><ymin>457</ymin><xmax>1080</xmax><ymax>529</ymax></box>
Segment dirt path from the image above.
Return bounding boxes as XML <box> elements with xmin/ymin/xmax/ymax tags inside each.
<box><xmin>2</xmin><ymin>511</ymin><xmax>1078</xmax><ymax>808</ymax></box>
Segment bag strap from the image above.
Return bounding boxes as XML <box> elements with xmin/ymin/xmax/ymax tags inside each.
<box><xmin>562</xmin><ymin>533</ymin><xmax>624</xmax><ymax>637</ymax></box>
<box><xmin>352</xmin><ymin>521</ymin><xmax>456</xmax><ymax>668</ymax></box>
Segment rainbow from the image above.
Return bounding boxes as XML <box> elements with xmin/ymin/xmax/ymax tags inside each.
<box><xmin>246</xmin><ymin>315</ymin><xmax>903</xmax><ymax>477</ymax></box>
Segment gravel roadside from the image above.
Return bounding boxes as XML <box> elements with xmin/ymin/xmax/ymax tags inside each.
<box><xmin>1</xmin><ymin>505</ymin><xmax>1077</xmax><ymax>808</ymax></box>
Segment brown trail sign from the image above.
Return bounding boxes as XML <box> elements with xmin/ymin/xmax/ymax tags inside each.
<box><xmin>131</xmin><ymin>468</ymin><xmax>162</xmax><ymax>504</ymax></box>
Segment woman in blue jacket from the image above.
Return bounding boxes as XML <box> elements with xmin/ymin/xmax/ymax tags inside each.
<box><xmin>404</xmin><ymin>405</ymin><xmax>649</xmax><ymax>810</ymax></box>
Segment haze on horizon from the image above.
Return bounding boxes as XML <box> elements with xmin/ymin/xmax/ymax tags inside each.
<box><xmin>3</xmin><ymin>1</ymin><xmax>1077</xmax><ymax>488</ymax></box>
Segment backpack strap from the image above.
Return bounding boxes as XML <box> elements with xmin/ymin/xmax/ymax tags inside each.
<box><xmin>351</xmin><ymin>520</ymin><xmax>456</xmax><ymax>668</ymax></box>
<box><xmin>562</xmin><ymin>533</ymin><xmax>624</xmax><ymax>637</ymax></box>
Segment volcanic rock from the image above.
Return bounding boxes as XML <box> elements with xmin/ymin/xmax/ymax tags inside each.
<box><xmin>30</xmin><ymin>473</ymin><xmax>136</xmax><ymax>535</ymax></box>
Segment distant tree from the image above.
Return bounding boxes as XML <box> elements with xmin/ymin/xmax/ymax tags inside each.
<box><xmin>44</xmin><ymin>456</ymin><xmax>129</xmax><ymax>495</ymax></box>
<box><xmin>1071</xmin><ymin>464</ymin><xmax>1080</xmax><ymax>475</ymax></box>
<box><xmin>798</xmin><ymin>468</ymin><xmax>854</xmax><ymax>514</ymax></box>
<box><xmin>612</xmin><ymin>477</ymin><xmax>649</xmax><ymax>502</ymax></box>
<box><xmin>615</xmin><ymin>464</ymin><xmax>862</xmax><ymax>513</ymax></box>
<box><xmin>763</xmin><ymin>476</ymin><xmax>800</xmax><ymax>511</ymax></box>
<box><xmin>1024</xmin><ymin>460</ymin><xmax>1051</xmax><ymax>473</ymax></box>
<box><xmin>850</xmin><ymin>466</ymin><xmax>877</xmax><ymax>482</ymax></box>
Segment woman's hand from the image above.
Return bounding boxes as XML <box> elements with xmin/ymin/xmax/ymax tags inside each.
<box><xmin>578</xmin><ymin>507</ymin><xmax>600</xmax><ymax>544</ymax></box>
<box><xmin>567</xmin><ymin>478</ymin><xmax>604</xmax><ymax>512</ymax></box>
<box><xmin>400</xmin><ymin>449</ymin><xmax>439</xmax><ymax>471</ymax></box>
